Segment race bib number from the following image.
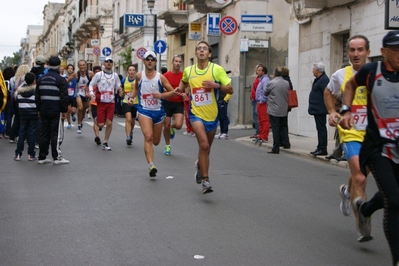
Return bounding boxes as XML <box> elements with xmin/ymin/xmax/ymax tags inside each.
<box><xmin>351</xmin><ymin>105</ymin><xmax>367</xmax><ymax>130</ymax></box>
<box><xmin>67</xmin><ymin>88</ymin><xmax>75</xmax><ymax>96</ymax></box>
<box><xmin>142</xmin><ymin>93</ymin><xmax>161</xmax><ymax>110</ymax></box>
<box><xmin>78</xmin><ymin>85</ymin><xmax>85</xmax><ymax>95</ymax></box>
<box><xmin>124</xmin><ymin>92</ymin><xmax>132</xmax><ymax>102</ymax></box>
<box><xmin>378</xmin><ymin>117</ymin><xmax>399</xmax><ymax>141</ymax></box>
<box><xmin>100</xmin><ymin>91</ymin><xmax>114</xmax><ymax>103</ymax></box>
<box><xmin>192</xmin><ymin>87</ymin><xmax>212</xmax><ymax>107</ymax></box>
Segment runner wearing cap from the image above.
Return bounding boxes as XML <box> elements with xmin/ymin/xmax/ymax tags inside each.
<box><xmin>89</xmin><ymin>57</ymin><xmax>122</xmax><ymax>151</ymax></box>
<box><xmin>131</xmin><ymin>51</ymin><xmax>179</xmax><ymax>177</ymax></box>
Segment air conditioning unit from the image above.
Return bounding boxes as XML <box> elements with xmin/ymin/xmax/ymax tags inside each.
<box><xmin>85</xmin><ymin>48</ymin><xmax>93</xmax><ymax>63</ymax></box>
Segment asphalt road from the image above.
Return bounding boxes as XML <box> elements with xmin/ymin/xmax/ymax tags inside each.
<box><xmin>0</xmin><ymin>117</ymin><xmax>390</xmax><ymax>266</ymax></box>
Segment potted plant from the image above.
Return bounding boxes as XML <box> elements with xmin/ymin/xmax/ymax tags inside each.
<box><xmin>173</xmin><ymin>0</ymin><xmax>186</xmax><ymax>10</ymax></box>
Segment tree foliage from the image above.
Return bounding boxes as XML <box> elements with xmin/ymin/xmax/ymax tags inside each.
<box><xmin>118</xmin><ymin>45</ymin><xmax>132</xmax><ymax>70</ymax></box>
<box><xmin>0</xmin><ymin>52</ymin><xmax>21</xmax><ymax>70</ymax></box>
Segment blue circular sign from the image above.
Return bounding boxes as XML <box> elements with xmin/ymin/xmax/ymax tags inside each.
<box><xmin>102</xmin><ymin>47</ymin><xmax>112</xmax><ymax>56</ymax></box>
<box><xmin>154</xmin><ymin>40</ymin><xmax>167</xmax><ymax>54</ymax></box>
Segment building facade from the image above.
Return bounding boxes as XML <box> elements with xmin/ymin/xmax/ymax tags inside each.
<box><xmin>284</xmin><ymin>0</ymin><xmax>387</xmax><ymax>137</ymax></box>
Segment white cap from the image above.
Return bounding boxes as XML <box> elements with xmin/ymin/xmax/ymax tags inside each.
<box><xmin>104</xmin><ymin>56</ymin><xmax>113</xmax><ymax>62</ymax></box>
<box><xmin>143</xmin><ymin>51</ymin><xmax>156</xmax><ymax>59</ymax></box>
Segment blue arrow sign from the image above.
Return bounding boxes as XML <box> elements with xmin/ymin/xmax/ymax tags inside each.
<box><xmin>102</xmin><ymin>47</ymin><xmax>112</xmax><ymax>56</ymax></box>
<box><xmin>154</xmin><ymin>40</ymin><xmax>167</xmax><ymax>54</ymax></box>
<box><xmin>241</xmin><ymin>14</ymin><xmax>273</xmax><ymax>23</ymax></box>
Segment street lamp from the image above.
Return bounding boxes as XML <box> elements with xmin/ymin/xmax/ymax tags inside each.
<box><xmin>147</xmin><ymin>0</ymin><xmax>157</xmax><ymax>48</ymax></box>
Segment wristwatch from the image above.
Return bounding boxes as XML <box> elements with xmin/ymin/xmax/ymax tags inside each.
<box><xmin>339</xmin><ymin>105</ymin><xmax>351</xmax><ymax>115</ymax></box>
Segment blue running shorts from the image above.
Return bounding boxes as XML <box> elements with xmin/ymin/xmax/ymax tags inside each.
<box><xmin>342</xmin><ymin>141</ymin><xmax>362</xmax><ymax>160</ymax></box>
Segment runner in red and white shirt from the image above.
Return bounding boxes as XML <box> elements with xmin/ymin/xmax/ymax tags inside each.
<box><xmin>89</xmin><ymin>57</ymin><xmax>122</xmax><ymax>151</ymax></box>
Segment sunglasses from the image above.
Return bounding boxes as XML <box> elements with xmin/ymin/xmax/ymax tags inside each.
<box><xmin>145</xmin><ymin>58</ymin><xmax>156</xmax><ymax>62</ymax></box>
<box><xmin>105</xmin><ymin>60</ymin><xmax>113</xmax><ymax>63</ymax></box>
<box><xmin>196</xmin><ymin>46</ymin><xmax>208</xmax><ymax>51</ymax></box>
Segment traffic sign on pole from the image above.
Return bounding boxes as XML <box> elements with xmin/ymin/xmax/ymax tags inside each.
<box><xmin>102</xmin><ymin>47</ymin><xmax>112</xmax><ymax>56</ymax></box>
<box><xmin>136</xmin><ymin>47</ymin><xmax>147</xmax><ymax>59</ymax></box>
<box><xmin>154</xmin><ymin>40</ymin><xmax>167</xmax><ymax>54</ymax></box>
<box><xmin>220</xmin><ymin>16</ymin><xmax>238</xmax><ymax>35</ymax></box>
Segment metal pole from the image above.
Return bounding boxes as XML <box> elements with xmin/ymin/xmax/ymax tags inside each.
<box><xmin>154</xmin><ymin>14</ymin><xmax>159</xmax><ymax>71</ymax></box>
<box><xmin>241</xmin><ymin>51</ymin><xmax>247</xmax><ymax>125</ymax></box>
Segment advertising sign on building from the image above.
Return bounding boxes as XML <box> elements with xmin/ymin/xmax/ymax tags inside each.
<box><xmin>385</xmin><ymin>1</ymin><xmax>399</xmax><ymax>29</ymax></box>
<box><xmin>124</xmin><ymin>14</ymin><xmax>145</xmax><ymax>27</ymax></box>
<box><xmin>189</xmin><ymin>22</ymin><xmax>202</xmax><ymax>40</ymax></box>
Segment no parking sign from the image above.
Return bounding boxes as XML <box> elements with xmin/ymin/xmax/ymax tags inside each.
<box><xmin>220</xmin><ymin>16</ymin><xmax>238</xmax><ymax>36</ymax></box>
<box><xmin>136</xmin><ymin>47</ymin><xmax>147</xmax><ymax>59</ymax></box>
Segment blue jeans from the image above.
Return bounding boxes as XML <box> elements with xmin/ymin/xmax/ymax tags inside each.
<box><xmin>251</xmin><ymin>100</ymin><xmax>259</xmax><ymax>134</ymax></box>
<box><xmin>15</xmin><ymin>116</ymin><xmax>39</xmax><ymax>157</ymax></box>
<box><xmin>217</xmin><ymin>100</ymin><xmax>229</xmax><ymax>134</ymax></box>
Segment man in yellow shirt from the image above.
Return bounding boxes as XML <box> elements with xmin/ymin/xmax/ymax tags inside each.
<box><xmin>177</xmin><ymin>41</ymin><xmax>233</xmax><ymax>194</ymax></box>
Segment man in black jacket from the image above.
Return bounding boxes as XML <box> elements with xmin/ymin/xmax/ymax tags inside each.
<box><xmin>35</xmin><ymin>56</ymin><xmax>69</xmax><ymax>165</ymax></box>
<box><xmin>308</xmin><ymin>62</ymin><xmax>330</xmax><ymax>156</ymax></box>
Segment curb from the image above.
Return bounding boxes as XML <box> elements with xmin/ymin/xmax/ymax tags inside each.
<box><xmin>236</xmin><ymin>136</ymin><xmax>349</xmax><ymax>169</ymax></box>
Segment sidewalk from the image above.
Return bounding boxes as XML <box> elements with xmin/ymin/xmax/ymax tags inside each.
<box><xmin>235</xmin><ymin>131</ymin><xmax>349</xmax><ymax>169</ymax></box>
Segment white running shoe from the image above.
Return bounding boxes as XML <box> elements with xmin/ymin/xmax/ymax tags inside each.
<box><xmin>214</xmin><ymin>133</ymin><xmax>221</xmax><ymax>139</ymax></box>
<box><xmin>102</xmin><ymin>142</ymin><xmax>112</xmax><ymax>151</ymax></box>
<box><xmin>38</xmin><ymin>158</ymin><xmax>52</xmax><ymax>164</ymax></box>
<box><xmin>53</xmin><ymin>157</ymin><xmax>70</xmax><ymax>165</ymax></box>
<box><xmin>339</xmin><ymin>184</ymin><xmax>351</xmax><ymax>216</ymax></box>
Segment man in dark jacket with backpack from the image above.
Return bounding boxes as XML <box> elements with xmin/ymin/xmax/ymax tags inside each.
<box><xmin>35</xmin><ymin>56</ymin><xmax>69</xmax><ymax>165</ymax></box>
<box><xmin>308</xmin><ymin>62</ymin><xmax>330</xmax><ymax>156</ymax></box>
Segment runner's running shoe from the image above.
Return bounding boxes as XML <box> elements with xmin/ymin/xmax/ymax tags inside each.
<box><xmin>102</xmin><ymin>142</ymin><xmax>111</xmax><ymax>151</ymax></box>
<box><xmin>126</xmin><ymin>137</ymin><xmax>132</xmax><ymax>146</ymax></box>
<box><xmin>339</xmin><ymin>184</ymin><xmax>351</xmax><ymax>216</ymax></box>
<box><xmin>94</xmin><ymin>136</ymin><xmax>101</xmax><ymax>145</ymax></box>
<box><xmin>149</xmin><ymin>165</ymin><xmax>157</xmax><ymax>177</ymax></box>
<box><xmin>195</xmin><ymin>160</ymin><xmax>202</xmax><ymax>184</ymax></box>
<box><xmin>67</xmin><ymin>124</ymin><xmax>72</xmax><ymax>129</ymax></box>
<box><xmin>354</xmin><ymin>197</ymin><xmax>373</xmax><ymax>242</ymax></box>
<box><xmin>170</xmin><ymin>128</ymin><xmax>175</xmax><ymax>139</ymax></box>
<box><xmin>72</xmin><ymin>115</ymin><xmax>76</xmax><ymax>122</ymax></box>
<box><xmin>202</xmin><ymin>179</ymin><xmax>213</xmax><ymax>194</ymax></box>
<box><xmin>164</xmin><ymin>145</ymin><xmax>171</xmax><ymax>155</ymax></box>
<box><xmin>77</xmin><ymin>125</ymin><xmax>82</xmax><ymax>134</ymax></box>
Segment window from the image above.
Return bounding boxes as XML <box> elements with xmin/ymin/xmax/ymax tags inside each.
<box><xmin>180</xmin><ymin>33</ymin><xmax>186</xmax><ymax>47</ymax></box>
<box><xmin>342</xmin><ymin>33</ymin><xmax>349</xmax><ymax>65</ymax></box>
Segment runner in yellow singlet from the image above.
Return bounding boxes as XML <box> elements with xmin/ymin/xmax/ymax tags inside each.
<box><xmin>177</xmin><ymin>41</ymin><xmax>233</xmax><ymax>194</ymax></box>
<box><xmin>324</xmin><ymin>35</ymin><xmax>372</xmax><ymax>242</ymax></box>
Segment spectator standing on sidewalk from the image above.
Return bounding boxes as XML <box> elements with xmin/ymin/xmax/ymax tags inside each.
<box><xmin>35</xmin><ymin>56</ymin><xmax>69</xmax><ymax>165</ymax></box>
<box><xmin>308</xmin><ymin>62</ymin><xmax>330</xmax><ymax>156</ymax></box>
<box><xmin>215</xmin><ymin>70</ymin><xmax>233</xmax><ymax>140</ymax></box>
<box><xmin>264</xmin><ymin>66</ymin><xmax>290</xmax><ymax>154</ymax></box>
<box><xmin>250</xmin><ymin>64</ymin><xmax>263</xmax><ymax>138</ymax></box>
<box><xmin>14</xmin><ymin>73</ymin><xmax>38</xmax><ymax>161</ymax></box>
<box><xmin>254</xmin><ymin>65</ymin><xmax>270</xmax><ymax>144</ymax></box>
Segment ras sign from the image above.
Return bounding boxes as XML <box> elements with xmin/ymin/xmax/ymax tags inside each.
<box><xmin>124</xmin><ymin>14</ymin><xmax>144</xmax><ymax>27</ymax></box>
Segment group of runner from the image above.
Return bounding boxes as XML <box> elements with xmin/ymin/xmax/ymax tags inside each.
<box><xmin>326</xmin><ymin>31</ymin><xmax>399</xmax><ymax>265</ymax></box>
<box><xmin>62</xmin><ymin>41</ymin><xmax>233</xmax><ymax>195</ymax></box>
